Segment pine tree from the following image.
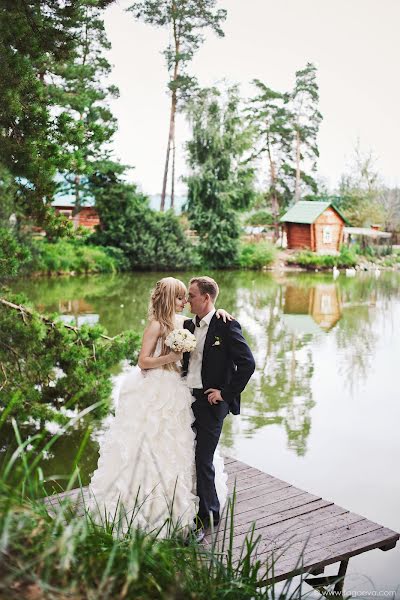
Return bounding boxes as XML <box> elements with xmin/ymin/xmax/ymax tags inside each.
<box><xmin>50</xmin><ymin>1</ymin><xmax>119</xmax><ymax>216</ymax></box>
<box><xmin>290</xmin><ymin>62</ymin><xmax>322</xmax><ymax>201</ymax></box>
<box><xmin>246</xmin><ymin>80</ymin><xmax>293</xmax><ymax>238</ymax></box>
<box><xmin>128</xmin><ymin>0</ymin><xmax>226</xmax><ymax>211</ymax></box>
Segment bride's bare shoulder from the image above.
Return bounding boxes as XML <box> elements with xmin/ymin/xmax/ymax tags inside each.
<box><xmin>144</xmin><ymin>319</ymin><xmax>162</xmax><ymax>336</ymax></box>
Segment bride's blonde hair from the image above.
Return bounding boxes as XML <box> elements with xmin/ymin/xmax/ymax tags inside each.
<box><xmin>148</xmin><ymin>277</ymin><xmax>187</xmax><ymax>366</ymax></box>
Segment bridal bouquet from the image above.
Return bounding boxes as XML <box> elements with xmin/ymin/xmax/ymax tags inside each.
<box><xmin>165</xmin><ymin>328</ymin><xmax>196</xmax><ymax>353</ymax></box>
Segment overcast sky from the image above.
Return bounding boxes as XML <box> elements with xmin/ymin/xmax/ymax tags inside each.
<box><xmin>104</xmin><ymin>0</ymin><xmax>400</xmax><ymax>198</ymax></box>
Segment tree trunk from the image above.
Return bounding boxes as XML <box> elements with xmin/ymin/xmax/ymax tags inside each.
<box><xmin>73</xmin><ymin>174</ymin><xmax>81</xmax><ymax>220</ymax></box>
<box><xmin>161</xmin><ymin>18</ymin><xmax>179</xmax><ymax>212</ymax></box>
<box><xmin>295</xmin><ymin>129</ymin><xmax>301</xmax><ymax>202</ymax></box>
<box><xmin>170</xmin><ymin>135</ymin><xmax>176</xmax><ymax>210</ymax></box>
<box><xmin>267</xmin><ymin>135</ymin><xmax>279</xmax><ymax>240</ymax></box>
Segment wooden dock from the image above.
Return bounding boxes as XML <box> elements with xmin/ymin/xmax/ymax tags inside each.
<box><xmin>44</xmin><ymin>457</ymin><xmax>399</xmax><ymax>594</ymax></box>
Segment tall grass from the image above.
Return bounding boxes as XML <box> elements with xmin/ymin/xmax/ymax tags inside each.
<box><xmin>0</xmin><ymin>419</ymin><xmax>315</xmax><ymax>599</ymax></box>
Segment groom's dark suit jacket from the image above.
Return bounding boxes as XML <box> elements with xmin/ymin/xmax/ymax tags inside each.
<box><xmin>182</xmin><ymin>314</ymin><xmax>255</xmax><ymax>415</ymax></box>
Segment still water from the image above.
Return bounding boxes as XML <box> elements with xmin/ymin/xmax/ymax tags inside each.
<box><xmin>8</xmin><ymin>271</ymin><xmax>400</xmax><ymax>591</ymax></box>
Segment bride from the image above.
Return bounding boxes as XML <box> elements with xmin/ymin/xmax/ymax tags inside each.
<box><xmin>88</xmin><ymin>277</ymin><xmax>230</xmax><ymax>537</ymax></box>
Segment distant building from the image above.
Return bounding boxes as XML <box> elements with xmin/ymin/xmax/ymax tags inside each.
<box><xmin>51</xmin><ymin>198</ymin><xmax>100</xmax><ymax>231</ymax></box>
<box><xmin>280</xmin><ymin>201</ymin><xmax>347</xmax><ymax>253</ymax></box>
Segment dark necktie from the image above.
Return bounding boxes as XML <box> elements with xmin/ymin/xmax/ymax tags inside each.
<box><xmin>195</xmin><ymin>315</ymin><xmax>201</xmax><ymax>327</ymax></box>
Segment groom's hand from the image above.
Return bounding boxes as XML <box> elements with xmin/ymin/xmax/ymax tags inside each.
<box><xmin>205</xmin><ymin>388</ymin><xmax>223</xmax><ymax>405</ymax></box>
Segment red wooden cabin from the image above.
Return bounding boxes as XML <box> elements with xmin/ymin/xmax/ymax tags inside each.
<box><xmin>280</xmin><ymin>201</ymin><xmax>347</xmax><ymax>253</ymax></box>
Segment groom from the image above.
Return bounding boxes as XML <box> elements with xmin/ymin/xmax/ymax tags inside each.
<box><xmin>182</xmin><ymin>276</ymin><xmax>255</xmax><ymax>537</ymax></box>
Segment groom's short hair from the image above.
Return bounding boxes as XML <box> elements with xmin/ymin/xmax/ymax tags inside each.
<box><xmin>189</xmin><ymin>276</ymin><xmax>219</xmax><ymax>301</ymax></box>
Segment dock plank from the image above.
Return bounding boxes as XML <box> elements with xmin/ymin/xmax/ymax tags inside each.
<box><xmin>42</xmin><ymin>456</ymin><xmax>399</xmax><ymax>585</ymax></box>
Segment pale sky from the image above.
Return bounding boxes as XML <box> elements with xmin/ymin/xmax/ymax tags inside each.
<box><xmin>104</xmin><ymin>0</ymin><xmax>400</xmax><ymax>198</ymax></box>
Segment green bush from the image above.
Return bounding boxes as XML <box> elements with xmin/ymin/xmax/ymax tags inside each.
<box><xmin>0</xmin><ymin>227</ymin><xmax>31</xmax><ymax>277</ymax></box>
<box><xmin>238</xmin><ymin>241</ymin><xmax>276</xmax><ymax>269</ymax></box>
<box><xmin>288</xmin><ymin>245</ymin><xmax>357</xmax><ymax>269</ymax></box>
<box><xmin>245</xmin><ymin>210</ymin><xmax>273</xmax><ymax>226</ymax></box>
<box><xmin>26</xmin><ymin>239</ymin><xmax>128</xmax><ymax>275</ymax></box>
<box><xmin>91</xmin><ymin>178</ymin><xmax>196</xmax><ymax>270</ymax></box>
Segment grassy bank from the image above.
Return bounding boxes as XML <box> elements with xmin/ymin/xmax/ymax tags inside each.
<box><xmin>286</xmin><ymin>246</ymin><xmax>358</xmax><ymax>270</ymax></box>
<box><xmin>24</xmin><ymin>239</ymin><xmax>129</xmax><ymax>276</ymax></box>
<box><xmin>0</xmin><ymin>425</ymin><xmax>307</xmax><ymax>600</ymax></box>
<box><xmin>237</xmin><ymin>241</ymin><xmax>277</xmax><ymax>269</ymax></box>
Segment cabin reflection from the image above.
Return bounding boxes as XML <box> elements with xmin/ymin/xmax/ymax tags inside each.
<box><xmin>283</xmin><ymin>283</ymin><xmax>342</xmax><ymax>333</ymax></box>
<box><xmin>57</xmin><ymin>299</ymin><xmax>99</xmax><ymax>327</ymax></box>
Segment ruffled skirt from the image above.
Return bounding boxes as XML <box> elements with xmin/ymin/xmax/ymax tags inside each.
<box><xmin>88</xmin><ymin>366</ymin><xmax>227</xmax><ymax>537</ymax></box>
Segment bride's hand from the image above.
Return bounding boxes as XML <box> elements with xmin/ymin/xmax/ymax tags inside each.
<box><xmin>168</xmin><ymin>350</ymin><xmax>183</xmax><ymax>363</ymax></box>
<box><xmin>216</xmin><ymin>308</ymin><xmax>234</xmax><ymax>323</ymax></box>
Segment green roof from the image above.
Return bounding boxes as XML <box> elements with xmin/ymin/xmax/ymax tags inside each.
<box><xmin>280</xmin><ymin>201</ymin><xmax>347</xmax><ymax>224</ymax></box>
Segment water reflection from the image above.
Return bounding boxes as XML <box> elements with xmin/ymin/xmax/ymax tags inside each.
<box><xmin>6</xmin><ymin>271</ymin><xmax>400</xmax><ymax>480</ymax></box>
<box><xmin>283</xmin><ymin>282</ymin><xmax>342</xmax><ymax>333</ymax></box>
<box><xmin>56</xmin><ymin>299</ymin><xmax>100</xmax><ymax>327</ymax></box>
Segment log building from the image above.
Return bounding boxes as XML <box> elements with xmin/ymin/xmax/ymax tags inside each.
<box><xmin>280</xmin><ymin>201</ymin><xmax>347</xmax><ymax>253</ymax></box>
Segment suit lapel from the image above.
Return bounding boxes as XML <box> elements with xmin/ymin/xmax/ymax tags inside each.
<box><xmin>182</xmin><ymin>318</ymin><xmax>195</xmax><ymax>373</ymax></box>
<box><xmin>202</xmin><ymin>313</ymin><xmax>218</xmax><ymax>363</ymax></box>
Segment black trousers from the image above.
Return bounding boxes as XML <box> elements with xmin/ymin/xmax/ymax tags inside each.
<box><xmin>191</xmin><ymin>389</ymin><xmax>229</xmax><ymax>526</ymax></box>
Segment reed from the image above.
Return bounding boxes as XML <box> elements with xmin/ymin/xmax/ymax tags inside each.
<box><xmin>0</xmin><ymin>422</ymin><xmax>313</xmax><ymax>599</ymax></box>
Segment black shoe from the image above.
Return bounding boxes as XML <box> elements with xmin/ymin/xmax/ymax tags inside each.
<box><xmin>193</xmin><ymin>527</ymin><xmax>205</xmax><ymax>543</ymax></box>
<box><xmin>186</xmin><ymin>524</ymin><xmax>205</xmax><ymax>544</ymax></box>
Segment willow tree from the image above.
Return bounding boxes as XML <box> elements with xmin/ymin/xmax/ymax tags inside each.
<box><xmin>290</xmin><ymin>62</ymin><xmax>322</xmax><ymax>202</ymax></box>
<box><xmin>185</xmin><ymin>86</ymin><xmax>255</xmax><ymax>267</ymax></box>
<box><xmin>128</xmin><ymin>0</ymin><xmax>226</xmax><ymax>211</ymax></box>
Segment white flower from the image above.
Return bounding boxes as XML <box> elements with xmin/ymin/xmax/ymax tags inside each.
<box><xmin>165</xmin><ymin>328</ymin><xmax>197</xmax><ymax>353</ymax></box>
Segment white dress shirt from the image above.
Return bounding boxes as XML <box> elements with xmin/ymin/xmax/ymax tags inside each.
<box><xmin>185</xmin><ymin>308</ymin><xmax>216</xmax><ymax>389</ymax></box>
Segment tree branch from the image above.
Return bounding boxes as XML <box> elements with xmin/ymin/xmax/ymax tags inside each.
<box><xmin>0</xmin><ymin>298</ymin><xmax>115</xmax><ymax>341</ymax></box>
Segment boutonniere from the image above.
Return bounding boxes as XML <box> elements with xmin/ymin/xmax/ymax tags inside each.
<box><xmin>212</xmin><ymin>336</ymin><xmax>222</xmax><ymax>347</ymax></box>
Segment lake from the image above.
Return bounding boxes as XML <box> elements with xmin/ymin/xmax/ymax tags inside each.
<box><xmin>7</xmin><ymin>270</ymin><xmax>400</xmax><ymax>592</ymax></box>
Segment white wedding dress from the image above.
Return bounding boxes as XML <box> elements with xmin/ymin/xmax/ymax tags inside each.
<box><xmin>88</xmin><ymin>314</ymin><xmax>227</xmax><ymax>537</ymax></box>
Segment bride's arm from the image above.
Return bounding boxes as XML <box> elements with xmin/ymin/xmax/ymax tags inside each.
<box><xmin>138</xmin><ymin>321</ymin><xmax>181</xmax><ymax>370</ymax></box>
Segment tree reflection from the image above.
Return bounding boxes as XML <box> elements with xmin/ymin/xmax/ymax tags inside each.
<box><xmin>233</xmin><ymin>278</ymin><xmax>316</xmax><ymax>457</ymax></box>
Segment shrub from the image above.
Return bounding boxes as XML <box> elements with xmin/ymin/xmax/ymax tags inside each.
<box><xmin>91</xmin><ymin>178</ymin><xmax>196</xmax><ymax>270</ymax></box>
<box><xmin>238</xmin><ymin>241</ymin><xmax>276</xmax><ymax>269</ymax></box>
<box><xmin>25</xmin><ymin>239</ymin><xmax>128</xmax><ymax>275</ymax></box>
<box><xmin>245</xmin><ymin>210</ymin><xmax>273</xmax><ymax>226</ymax></box>
<box><xmin>288</xmin><ymin>245</ymin><xmax>357</xmax><ymax>269</ymax></box>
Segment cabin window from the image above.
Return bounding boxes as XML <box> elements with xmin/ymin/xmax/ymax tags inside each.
<box><xmin>323</xmin><ymin>226</ymin><xmax>332</xmax><ymax>243</ymax></box>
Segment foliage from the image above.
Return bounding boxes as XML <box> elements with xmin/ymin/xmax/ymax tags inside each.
<box><xmin>128</xmin><ymin>0</ymin><xmax>227</xmax><ymax>210</ymax></box>
<box><xmin>90</xmin><ymin>169</ymin><xmax>196</xmax><ymax>270</ymax></box>
<box><xmin>0</xmin><ymin>432</ymin><xmax>305</xmax><ymax>600</ymax></box>
<box><xmin>245</xmin><ymin>65</ymin><xmax>322</xmax><ymax>234</ymax></box>
<box><xmin>0</xmin><ymin>228</ymin><xmax>31</xmax><ymax>278</ymax></box>
<box><xmin>378</xmin><ymin>187</ymin><xmax>400</xmax><ymax>233</ymax></box>
<box><xmin>337</xmin><ymin>143</ymin><xmax>385</xmax><ymax>227</ymax></box>
<box><xmin>287</xmin><ymin>245</ymin><xmax>358</xmax><ymax>269</ymax></box>
<box><xmin>238</xmin><ymin>242</ymin><xmax>276</xmax><ymax>270</ymax></box>
<box><xmin>246</xmin><ymin>80</ymin><xmax>292</xmax><ymax>231</ymax></box>
<box><xmin>0</xmin><ymin>292</ymin><xmax>140</xmax><ymax>426</ymax></box>
<box><xmin>0</xmin><ymin>0</ymin><xmax>116</xmax><ymax>235</ymax></box>
<box><xmin>50</xmin><ymin>3</ymin><xmax>119</xmax><ymax>212</ymax></box>
<box><xmin>245</xmin><ymin>210</ymin><xmax>274</xmax><ymax>226</ymax></box>
<box><xmin>290</xmin><ymin>62</ymin><xmax>322</xmax><ymax>201</ymax></box>
<box><xmin>24</xmin><ymin>239</ymin><xmax>129</xmax><ymax>275</ymax></box>
<box><xmin>185</xmin><ymin>86</ymin><xmax>256</xmax><ymax>268</ymax></box>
